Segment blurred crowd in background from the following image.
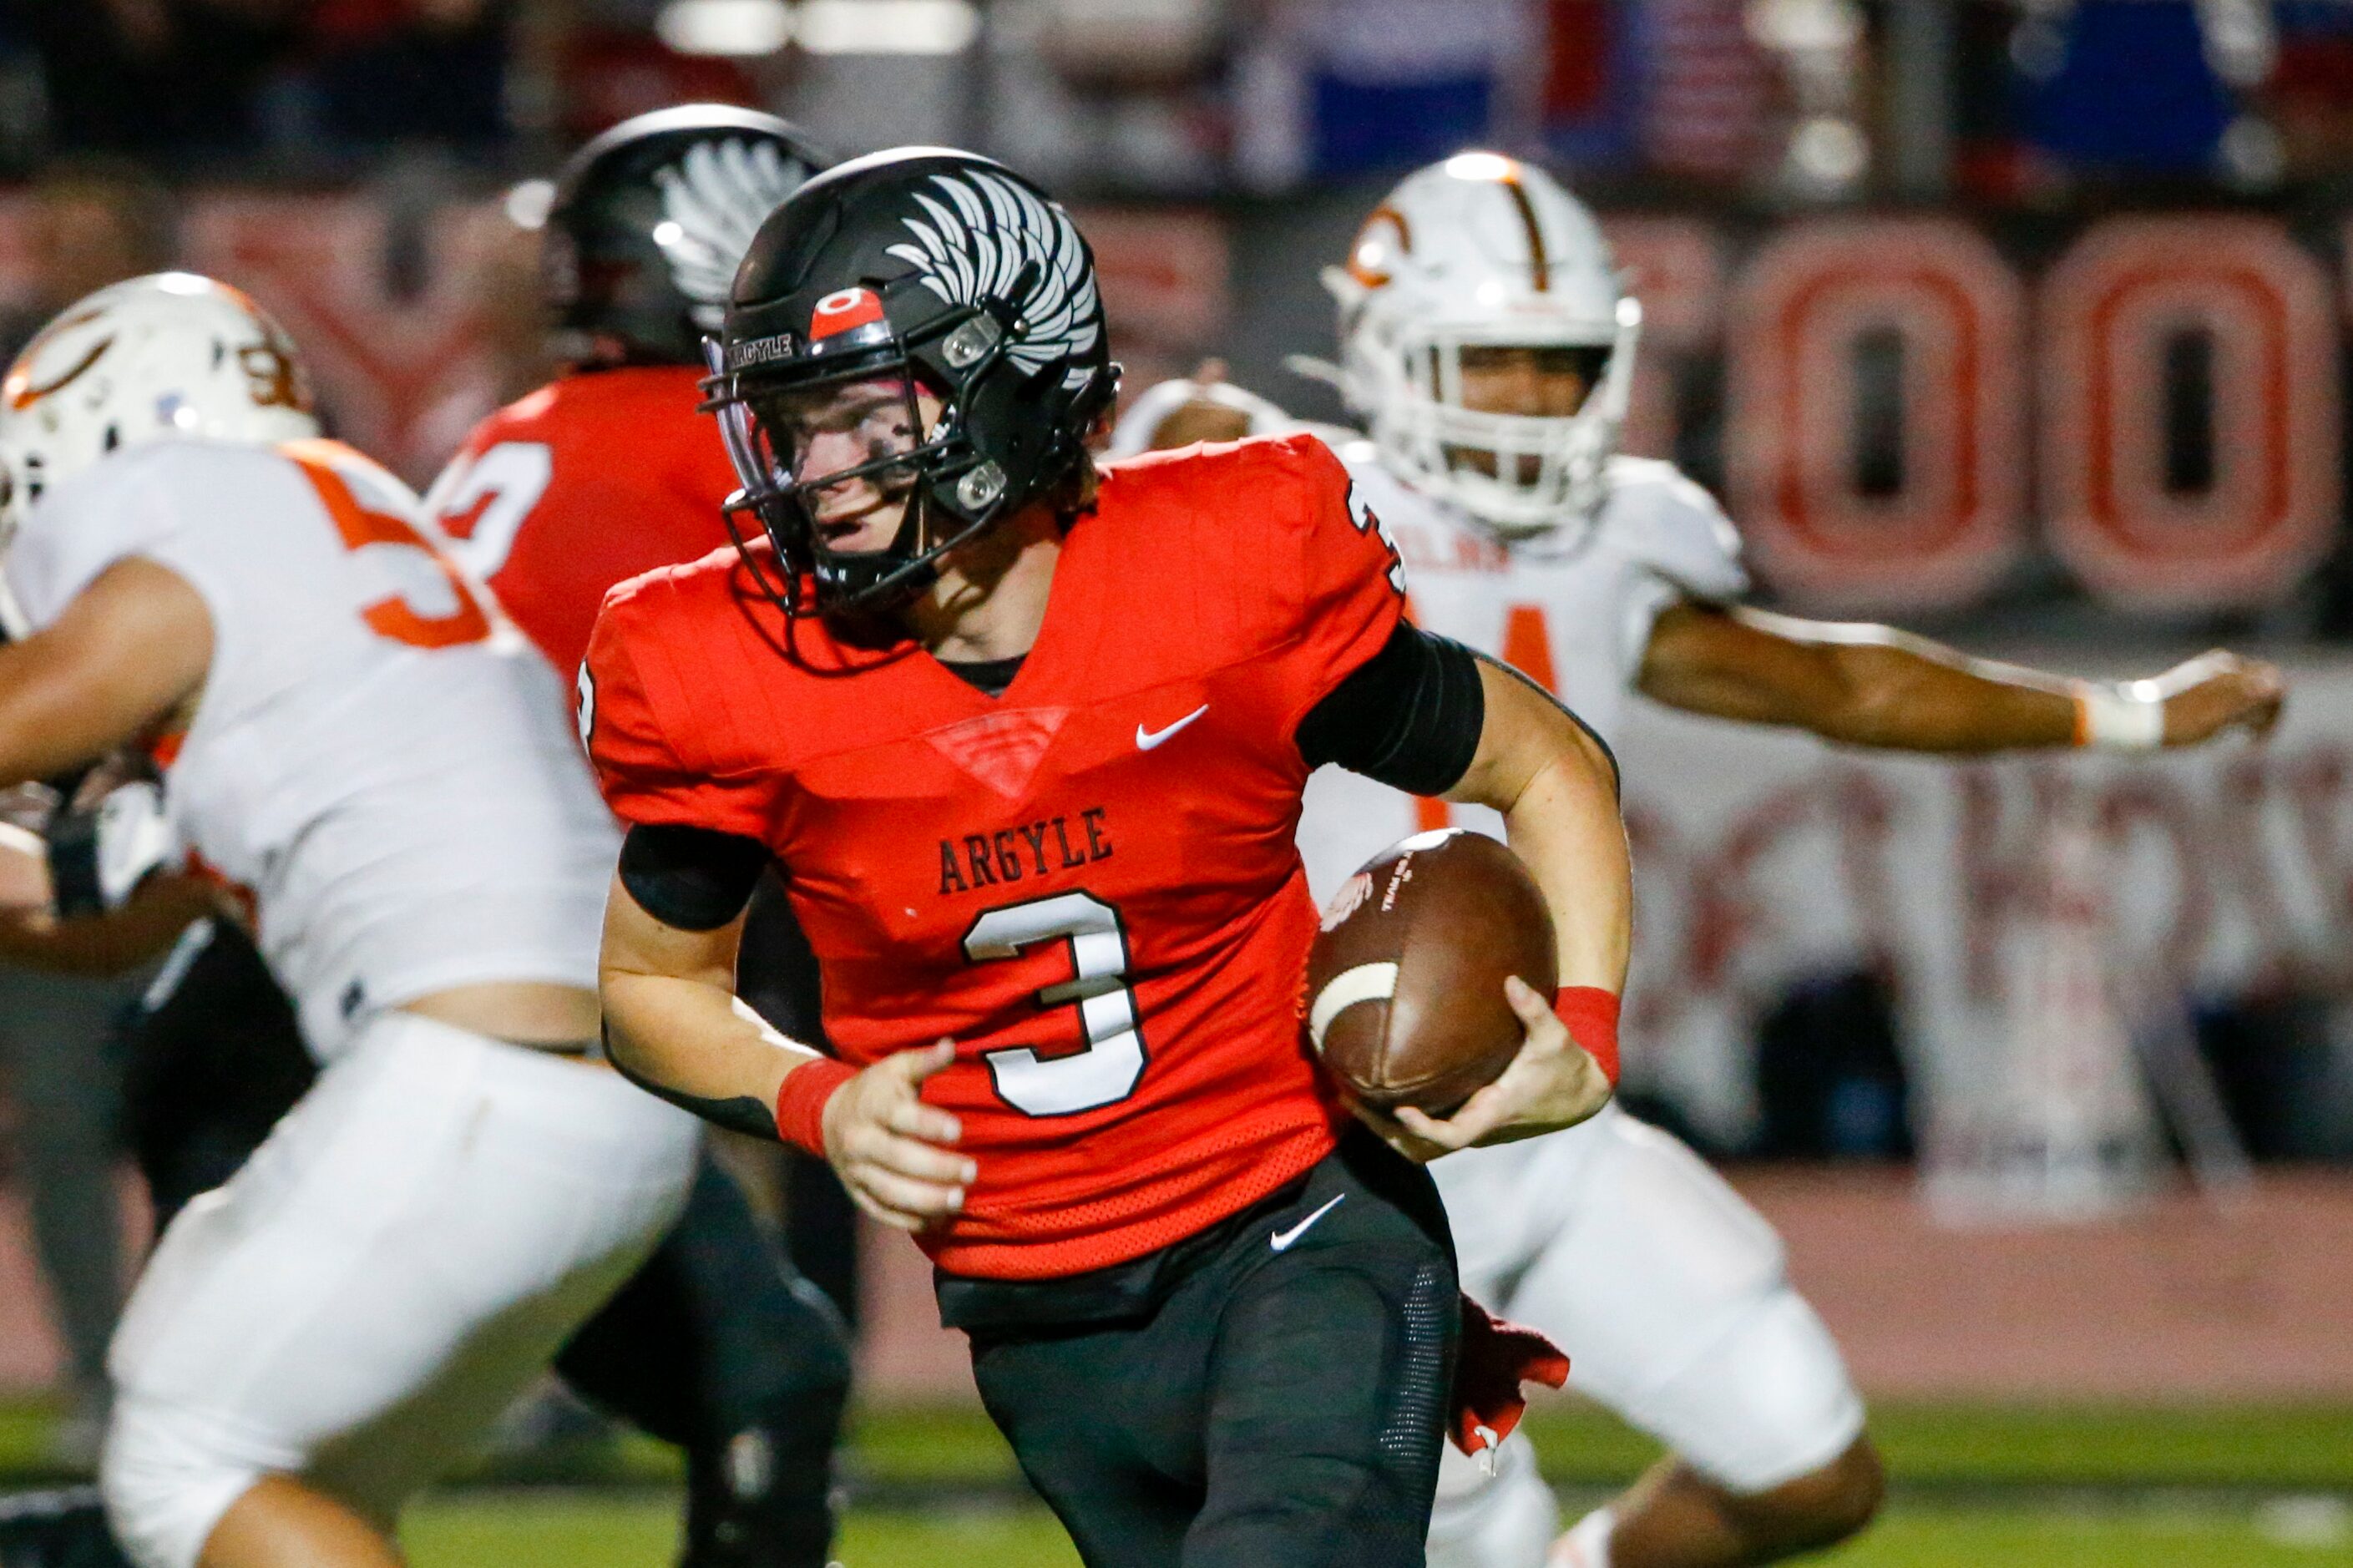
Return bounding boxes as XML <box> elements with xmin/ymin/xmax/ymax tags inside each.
<box><xmin>2</xmin><ymin>0</ymin><xmax>2353</xmax><ymax>197</ymax></box>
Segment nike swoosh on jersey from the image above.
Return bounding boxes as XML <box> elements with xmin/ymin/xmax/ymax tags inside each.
<box><xmin>1136</xmin><ymin>704</ymin><xmax>1209</xmax><ymax>751</ymax></box>
<box><xmin>1269</xmin><ymin>1192</ymin><xmax>1345</xmax><ymax>1252</ymax></box>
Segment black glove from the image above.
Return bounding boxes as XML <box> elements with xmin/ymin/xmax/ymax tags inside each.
<box><xmin>46</xmin><ymin>759</ymin><xmax>177</xmax><ymax>919</ymax></box>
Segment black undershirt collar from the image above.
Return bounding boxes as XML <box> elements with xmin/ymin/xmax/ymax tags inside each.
<box><xmin>939</xmin><ymin>654</ymin><xmax>1028</xmax><ymax>699</ymax></box>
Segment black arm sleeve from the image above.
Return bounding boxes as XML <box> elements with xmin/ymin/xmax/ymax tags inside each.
<box><xmin>1296</xmin><ymin>621</ymin><xmax>1486</xmax><ymax>795</ymax></box>
<box><xmin>618</xmin><ymin>823</ymin><xmax>772</xmax><ymax>932</ymax></box>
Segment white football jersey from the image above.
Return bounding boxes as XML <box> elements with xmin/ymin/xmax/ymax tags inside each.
<box><xmin>5</xmin><ymin>438</ymin><xmax>619</xmax><ymax>1058</ymax></box>
<box><xmin>1298</xmin><ymin>441</ymin><xmax>1747</xmax><ymax>902</ymax></box>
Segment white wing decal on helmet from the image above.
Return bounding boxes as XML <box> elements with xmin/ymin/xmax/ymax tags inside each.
<box><xmin>883</xmin><ymin>170</ymin><xmax>1101</xmax><ymax>390</ymax></box>
<box><xmin>655</xmin><ymin>139</ymin><xmax>807</xmax><ymax>326</ymax></box>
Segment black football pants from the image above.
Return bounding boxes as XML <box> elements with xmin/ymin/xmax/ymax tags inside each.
<box><xmin>960</xmin><ymin>1130</ymin><xmax>1459</xmax><ymax>1568</ymax></box>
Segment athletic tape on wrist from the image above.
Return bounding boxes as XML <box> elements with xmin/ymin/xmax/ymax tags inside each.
<box><xmin>46</xmin><ymin>779</ymin><xmax>175</xmax><ymax>918</ymax></box>
<box><xmin>95</xmin><ymin>781</ymin><xmax>175</xmax><ymax>906</ymax></box>
<box><xmin>2072</xmin><ymin>681</ymin><xmax>2166</xmax><ymax>751</ymax></box>
<box><xmin>773</xmin><ymin>1058</ymin><xmax>858</xmax><ymax>1156</ymax></box>
<box><xmin>1553</xmin><ymin>986</ymin><xmax>1622</xmax><ymax>1086</ymax></box>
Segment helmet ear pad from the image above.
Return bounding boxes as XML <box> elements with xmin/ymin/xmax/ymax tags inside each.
<box><xmin>908</xmin><ymin>303</ymin><xmax>1113</xmax><ymax>531</ymax></box>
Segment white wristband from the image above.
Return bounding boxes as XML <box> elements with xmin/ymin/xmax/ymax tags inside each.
<box><xmin>2075</xmin><ymin>681</ymin><xmax>2166</xmax><ymax>751</ymax></box>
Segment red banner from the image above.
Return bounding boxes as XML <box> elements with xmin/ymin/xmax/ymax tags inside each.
<box><xmin>2038</xmin><ymin>215</ymin><xmax>2340</xmax><ymax>610</ymax></box>
<box><xmin>0</xmin><ymin>192</ymin><xmax>2345</xmax><ymax>615</ymax></box>
<box><xmin>1723</xmin><ymin>217</ymin><xmax>2028</xmax><ymax>613</ymax></box>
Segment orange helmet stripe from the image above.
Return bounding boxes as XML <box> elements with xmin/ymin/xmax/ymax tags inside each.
<box><xmin>1346</xmin><ymin>203</ymin><xmax>1415</xmax><ymax>289</ymax></box>
<box><xmin>3</xmin><ymin>305</ymin><xmax>115</xmax><ymax>410</ymax></box>
<box><xmin>1490</xmin><ymin>159</ymin><xmax>1551</xmax><ymax>292</ymax></box>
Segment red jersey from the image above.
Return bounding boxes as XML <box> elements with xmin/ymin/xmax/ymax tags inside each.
<box><xmin>583</xmin><ymin>432</ymin><xmax>1409</xmax><ymax>1278</ymax></box>
<box><xmin>427</xmin><ymin>366</ymin><xmax>739</xmax><ymax>677</ymax></box>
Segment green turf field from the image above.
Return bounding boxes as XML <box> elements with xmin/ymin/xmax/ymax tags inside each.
<box><xmin>10</xmin><ymin>1398</ymin><xmax>2353</xmax><ymax>1565</ymax></box>
<box><xmin>9</xmin><ymin>1395</ymin><xmax>2353</xmax><ymax>1494</ymax></box>
<box><xmin>402</xmin><ymin>1495</ymin><xmax>1070</xmax><ymax>1568</ymax></box>
<box><xmin>832</xmin><ymin>1397</ymin><xmax>2353</xmax><ymax>1491</ymax></box>
<box><xmin>402</xmin><ymin>1492</ymin><xmax>2353</xmax><ymax>1568</ymax></box>
<box><xmin>383</xmin><ymin>1399</ymin><xmax>2353</xmax><ymax>1568</ymax></box>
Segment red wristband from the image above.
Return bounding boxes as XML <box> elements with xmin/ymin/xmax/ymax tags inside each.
<box><xmin>1554</xmin><ymin>987</ymin><xmax>1622</xmax><ymax>1086</ymax></box>
<box><xmin>773</xmin><ymin>1058</ymin><xmax>858</xmax><ymax>1157</ymax></box>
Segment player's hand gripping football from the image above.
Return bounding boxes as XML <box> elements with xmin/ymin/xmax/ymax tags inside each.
<box><xmin>818</xmin><ymin>1039</ymin><xmax>978</xmax><ymax>1232</ymax></box>
<box><xmin>1376</xmin><ymin>976</ymin><xmax>1613</xmax><ymax>1161</ymax></box>
<box><xmin>2152</xmin><ymin>650</ymin><xmax>2285</xmax><ymax>746</ymax></box>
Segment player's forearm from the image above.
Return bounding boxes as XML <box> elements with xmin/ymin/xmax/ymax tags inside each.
<box><xmin>0</xmin><ymin>859</ymin><xmax>218</xmax><ymax>974</ymax></box>
<box><xmin>600</xmin><ymin>873</ymin><xmax>838</xmax><ymax>1140</ymax></box>
<box><xmin>600</xmin><ymin>967</ymin><xmax>823</xmax><ymax>1141</ymax></box>
<box><xmin>1810</xmin><ymin>637</ymin><xmax>2079</xmax><ymax>753</ymax></box>
<box><xmin>1450</xmin><ymin>665</ymin><xmax>1632</xmax><ymax>994</ymax></box>
<box><xmin>1493</xmin><ymin>753</ymin><xmax>1632</xmax><ymax>994</ymax></box>
<box><xmin>0</xmin><ymin>642</ymin><xmax>120</xmax><ymax>785</ymax></box>
<box><xmin>0</xmin><ymin>679</ymin><xmax>119</xmax><ymax>787</ymax></box>
<box><xmin>1647</xmin><ymin>605</ymin><xmax>2080</xmax><ymax>754</ymax></box>
<box><xmin>1646</xmin><ymin>605</ymin><xmax>2282</xmax><ymax>755</ymax></box>
<box><xmin>1825</xmin><ymin>642</ymin><xmax>2286</xmax><ymax>752</ymax></box>
<box><xmin>0</xmin><ymin>562</ymin><xmax>210</xmax><ymax>787</ymax></box>
<box><xmin>1404</xmin><ymin>670</ymin><xmax>1624</xmax><ymax>1146</ymax></box>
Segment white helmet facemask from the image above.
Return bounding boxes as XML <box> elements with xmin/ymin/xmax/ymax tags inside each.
<box><xmin>1323</xmin><ymin>153</ymin><xmax>1640</xmax><ymax>540</ymax></box>
<box><xmin>0</xmin><ymin>272</ymin><xmax>321</xmax><ymax>558</ymax></box>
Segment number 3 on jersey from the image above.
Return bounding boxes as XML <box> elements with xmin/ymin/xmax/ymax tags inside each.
<box><xmin>289</xmin><ymin>446</ymin><xmax>490</xmax><ymax>649</ymax></box>
<box><xmin>964</xmin><ymin>892</ymin><xmax>1146</xmax><ymax>1116</ymax></box>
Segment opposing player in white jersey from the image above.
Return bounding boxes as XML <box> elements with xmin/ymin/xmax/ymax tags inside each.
<box><xmin>1114</xmin><ymin>154</ymin><xmax>2283</xmax><ymax>1568</ymax></box>
<box><xmin>0</xmin><ymin>274</ymin><xmax>699</xmax><ymax>1568</ymax></box>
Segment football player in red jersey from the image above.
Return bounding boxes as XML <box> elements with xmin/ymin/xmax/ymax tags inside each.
<box><xmin>425</xmin><ymin>105</ymin><xmax>864</xmax><ymax>1568</ymax></box>
<box><xmin>430</xmin><ymin>105</ymin><xmax>812</xmax><ymax>676</ymax></box>
<box><xmin>584</xmin><ymin>149</ymin><xmax>1634</xmax><ymax>1567</ymax></box>
<box><xmin>430</xmin><ymin>104</ymin><xmax>854</xmax><ymax>1067</ymax></box>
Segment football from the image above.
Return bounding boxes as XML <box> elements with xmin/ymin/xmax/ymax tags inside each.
<box><xmin>1304</xmin><ymin>827</ymin><xmax>1558</xmax><ymax>1115</ymax></box>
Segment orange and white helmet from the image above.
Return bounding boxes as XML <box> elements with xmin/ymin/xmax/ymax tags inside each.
<box><xmin>1325</xmin><ymin>153</ymin><xmax>1638</xmax><ymax>535</ymax></box>
<box><xmin>0</xmin><ymin>273</ymin><xmax>319</xmax><ymax>550</ymax></box>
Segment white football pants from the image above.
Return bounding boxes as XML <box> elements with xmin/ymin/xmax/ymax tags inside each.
<box><xmin>1426</xmin><ymin>1102</ymin><xmax>1865</xmax><ymax>1568</ymax></box>
<box><xmin>100</xmin><ymin>1011</ymin><xmax>700</xmax><ymax>1568</ymax></box>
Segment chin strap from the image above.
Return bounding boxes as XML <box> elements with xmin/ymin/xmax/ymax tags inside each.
<box><xmin>721</xmin><ymin>505</ymin><xmax>806</xmax><ymax>630</ymax></box>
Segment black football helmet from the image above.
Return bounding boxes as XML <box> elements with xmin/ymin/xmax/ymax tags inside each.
<box><xmin>703</xmin><ymin>148</ymin><xmax>1119</xmax><ymax>615</ymax></box>
<box><xmin>542</xmin><ymin>104</ymin><xmax>829</xmax><ymax>367</ymax></box>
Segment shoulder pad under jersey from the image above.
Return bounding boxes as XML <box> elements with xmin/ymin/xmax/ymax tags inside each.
<box><xmin>1596</xmin><ymin>456</ymin><xmax>1748</xmax><ymax>604</ymax></box>
<box><xmin>1328</xmin><ymin>435</ymin><xmax>1428</xmax><ymax>518</ymax></box>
